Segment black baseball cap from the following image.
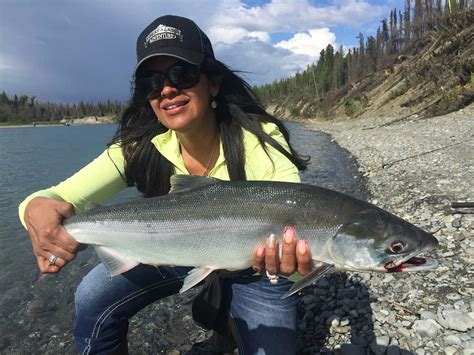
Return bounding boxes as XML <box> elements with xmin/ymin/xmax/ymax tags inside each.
<box><xmin>134</xmin><ymin>15</ymin><xmax>215</xmax><ymax>76</ymax></box>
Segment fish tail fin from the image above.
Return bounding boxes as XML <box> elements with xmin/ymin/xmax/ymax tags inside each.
<box><xmin>32</xmin><ymin>272</ymin><xmax>48</xmax><ymax>288</ymax></box>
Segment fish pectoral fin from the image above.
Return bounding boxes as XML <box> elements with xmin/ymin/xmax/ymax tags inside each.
<box><xmin>281</xmin><ymin>262</ymin><xmax>335</xmax><ymax>299</ymax></box>
<box><xmin>94</xmin><ymin>246</ymin><xmax>139</xmax><ymax>277</ymax></box>
<box><xmin>180</xmin><ymin>266</ymin><xmax>215</xmax><ymax>293</ymax></box>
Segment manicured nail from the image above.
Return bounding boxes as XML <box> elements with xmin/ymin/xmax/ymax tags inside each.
<box><xmin>284</xmin><ymin>230</ymin><xmax>295</xmax><ymax>244</ymax></box>
<box><xmin>257</xmin><ymin>245</ymin><xmax>265</xmax><ymax>257</ymax></box>
<box><xmin>297</xmin><ymin>240</ymin><xmax>307</xmax><ymax>255</ymax></box>
<box><xmin>267</xmin><ymin>234</ymin><xmax>276</xmax><ymax>248</ymax></box>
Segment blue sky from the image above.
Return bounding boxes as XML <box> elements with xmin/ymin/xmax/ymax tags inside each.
<box><xmin>0</xmin><ymin>0</ymin><xmax>404</xmax><ymax>103</ymax></box>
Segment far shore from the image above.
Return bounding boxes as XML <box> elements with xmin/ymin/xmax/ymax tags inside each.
<box><xmin>0</xmin><ymin>123</ymin><xmax>65</xmax><ymax>128</ymax></box>
<box><xmin>0</xmin><ymin>123</ymin><xmax>116</xmax><ymax>129</ymax></box>
<box><xmin>0</xmin><ymin>115</ymin><xmax>118</xmax><ymax>128</ymax></box>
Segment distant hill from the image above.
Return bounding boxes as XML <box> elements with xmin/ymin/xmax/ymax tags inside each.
<box><xmin>257</xmin><ymin>5</ymin><xmax>473</xmax><ymax>121</ymax></box>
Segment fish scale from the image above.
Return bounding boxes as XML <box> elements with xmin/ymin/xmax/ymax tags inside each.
<box><xmin>63</xmin><ymin>175</ymin><xmax>438</xmax><ymax>297</ymax></box>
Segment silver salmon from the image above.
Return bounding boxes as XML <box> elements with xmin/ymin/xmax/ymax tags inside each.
<box><xmin>64</xmin><ymin>175</ymin><xmax>438</xmax><ymax>298</ymax></box>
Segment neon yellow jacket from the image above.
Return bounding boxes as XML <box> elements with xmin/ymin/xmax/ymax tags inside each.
<box><xmin>19</xmin><ymin>122</ymin><xmax>300</xmax><ymax>228</ymax></box>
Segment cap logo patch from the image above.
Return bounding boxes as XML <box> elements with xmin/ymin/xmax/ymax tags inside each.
<box><xmin>144</xmin><ymin>24</ymin><xmax>183</xmax><ymax>47</ymax></box>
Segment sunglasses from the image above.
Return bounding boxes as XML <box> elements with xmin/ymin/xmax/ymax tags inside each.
<box><xmin>136</xmin><ymin>61</ymin><xmax>202</xmax><ymax>99</ymax></box>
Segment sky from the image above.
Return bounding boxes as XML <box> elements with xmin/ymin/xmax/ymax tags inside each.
<box><xmin>0</xmin><ymin>0</ymin><xmax>404</xmax><ymax>103</ymax></box>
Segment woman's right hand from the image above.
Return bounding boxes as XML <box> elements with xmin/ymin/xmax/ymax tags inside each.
<box><xmin>24</xmin><ymin>197</ymin><xmax>84</xmax><ymax>273</ymax></box>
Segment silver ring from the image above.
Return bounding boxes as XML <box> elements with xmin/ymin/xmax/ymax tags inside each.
<box><xmin>48</xmin><ymin>254</ymin><xmax>58</xmax><ymax>265</ymax></box>
<box><xmin>266</xmin><ymin>270</ymin><xmax>279</xmax><ymax>284</ymax></box>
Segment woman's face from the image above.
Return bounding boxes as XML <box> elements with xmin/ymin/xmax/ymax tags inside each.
<box><xmin>143</xmin><ymin>56</ymin><xmax>220</xmax><ymax>134</ymax></box>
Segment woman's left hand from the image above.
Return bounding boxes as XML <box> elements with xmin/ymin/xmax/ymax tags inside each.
<box><xmin>252</xmin><ymin>227</ymin><xmax>313</xmax><ymax>277</ymax></box>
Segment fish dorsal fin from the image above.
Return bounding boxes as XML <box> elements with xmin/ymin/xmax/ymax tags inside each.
<box><xmin>169</xmin><ymin>174</ymin><xmax>219</xmax><ymax>193</ymax></box>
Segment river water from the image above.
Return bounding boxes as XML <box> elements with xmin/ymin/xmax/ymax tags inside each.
<box><xmin>0</xmin><ymin>122</ymin><xmax>364</xmax><ymax>353</ymax></box>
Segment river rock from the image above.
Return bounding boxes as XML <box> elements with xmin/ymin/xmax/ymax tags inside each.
<box><xmin>386</xmin><ymin>345</ymin><xmax>402</xmax><ymax>355</ymax></box>
<box><xmin>412</xmin><ymin>319</ymin><xmax>442</xmax><ymax>338</ymax></box>
<box><xmin>397</xmin><ymin>328</ymin><xmax>411</xmax><ymax>338</ymax></box>
<box><xmin>437</xmin><ymin>310</ymin><xmax>474</xmax><ymax>331</ymax></box>
<box><xmin>451</xmin><ymin>217</ymin><xmax>462</xmax><ymax>228</ymax></box>
<box><xmin>419</xmin><ymin>310</ymin><xmax>437</xmax><ymax>321</ymax></box>
<box><xmin>444</xmin><ymin>334</ymin><xmax>463</xmax><ymax>346</ymax></box>
<box><xmin>443</xmin><ymin>346</ymin><xmax>459</xmax><ymax>355</ymax></box>
<box><xmin>340</xmin><ymin>343</ymin><xmax>365</xmax><ymax>355</ymax></box>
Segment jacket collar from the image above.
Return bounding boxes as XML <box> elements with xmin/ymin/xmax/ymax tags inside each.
<box><xmin>150</xmin><ymin>129</ymin><xmax>225</xmax><ymax>175</ymax></box>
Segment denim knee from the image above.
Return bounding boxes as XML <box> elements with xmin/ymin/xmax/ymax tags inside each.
<box><xmin>74</xmin><ymin>264</ymin><xmax>129</xmax><ymax>354</ymax></box>
<box><xmin>230</xmin><ymin>277</ymin><xmax>299</xmax><ymax>354</ymax></box>
<box><xmin>73</xmin><ymin>264</ymin><xmax>190</xmax><ymax>354</ymax></box>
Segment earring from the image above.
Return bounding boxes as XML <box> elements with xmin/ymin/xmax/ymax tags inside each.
<box><xmin>211</xmin><ymin>99</ymin><xmax>217</xmax><ymax>109</ymax></box>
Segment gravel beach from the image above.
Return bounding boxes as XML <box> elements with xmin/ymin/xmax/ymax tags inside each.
<box><xmin>3</xmin><ymin>108</ymin><xmax>472</xmax><ymax>354</ymax></box>
<box><xmin>298</xmin><ymin>104</ymin><xmax>474</xmax><ymax>354</ymax></box>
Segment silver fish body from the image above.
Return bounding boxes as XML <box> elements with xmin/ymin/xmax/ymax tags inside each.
<box><xmin>64</xmin><ymin>175</ymin><xmax>438</xmax><ymax>295</ymax></box>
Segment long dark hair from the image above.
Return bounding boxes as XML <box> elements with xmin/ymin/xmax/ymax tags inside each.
<box><xmin>111</xmin><ymin>58</ymin><xmax>309</xmax><ymax>197</ymax></box>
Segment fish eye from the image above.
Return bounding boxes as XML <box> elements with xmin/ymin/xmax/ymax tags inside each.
<box><xmin>390</xmin><ymin>241</ymin><xmax>405</xmax><ymax>253</ymax></box>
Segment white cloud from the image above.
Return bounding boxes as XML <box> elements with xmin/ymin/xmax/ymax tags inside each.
<box><xmin>211</xmin><ymin>0</ymin><xmax>387</xmax><ymax>31</ymax></box>
<box><xmin>215</xmin><ymin>39</ymin><xmax>315</xmax><ymax>87</ymax></box>
<box><xmin>1</xmin><ymin>0</ymin><xmax>390</xmax><ymax>101</ymax></box>
<box><xmin>247</xmin><ymin>31</ymin><xmax>271</xmax><ymax>43</ymax></box>
<box><xmin>208</xmin><ymin>26</ymin><xmax>270</xmax><ymax>44</ymax></box>
<box><xmin>276</xmin><ymin>28</ymin><xmax>337</xmax><ymax>58</ymax></box>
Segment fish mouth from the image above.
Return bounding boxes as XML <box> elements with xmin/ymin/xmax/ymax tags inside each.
<box><xmin>385</xmin><ymin>236</ymin><xmax>439</xmax><ymax>272</ymax></box>
<box><xmin>384</xmin><ymin>254</ymin><xmax>438</xmax><ymax>272</ymax></box>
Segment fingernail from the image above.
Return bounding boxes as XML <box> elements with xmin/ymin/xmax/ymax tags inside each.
<box><xmin>297</xmin><ymin>240</ymin><xmax>307</xmax><ymax>255</ymax></box>
<box><xmin>284</xmin><ymin>230</ymin><xmax>294</xmax><ymax>244</ymax></box>
<box><xmin>257</xmin><ymin>245</ymin><xmax>265</xmax><ymax>257</ymax></box>
<box><xmin>267</xmin><ymin>234</ymin><xmax>276</xmax><ymax>247</ymax></box>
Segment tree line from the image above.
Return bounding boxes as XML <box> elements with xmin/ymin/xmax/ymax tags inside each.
<box><xmin>0</xmin><ymin>91</ymin><xmax>126</xmax><ymax>123</ymax></box>
<box><xmin>255</xmin><ymin>0</ymin><xmax>472</xmax><ymax>106</ymax></box>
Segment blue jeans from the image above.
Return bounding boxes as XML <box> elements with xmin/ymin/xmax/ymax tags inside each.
<box><xmin>74</xmin><ymin>264</ymin><xmax>298</xmax><ymax>354</ymax></box>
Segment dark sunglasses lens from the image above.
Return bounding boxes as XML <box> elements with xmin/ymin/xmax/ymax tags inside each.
<box><xmin>137</xmin><ymin>63</ymin><xmax>201</xmax><ymax>99</ymax></box>
<box><xmin>168</xmin><ymin>65</ymin><xmax>200</xmax><ymax>89</ymax></box>
<box><xmin>136</xmin><ymin>74</ymin><xmax>163</xmax><ymax>99</ymax></box>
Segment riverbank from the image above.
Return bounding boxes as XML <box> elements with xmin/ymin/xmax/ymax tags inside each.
<box><xmin>0</xmin><ymin>123</ymin><xmax>64</xmax><ymax>128</ymax></box>
<box><xmin>299</xmin><ymin>104</ymin><xmax>474</xmax><ymax>354</ymax></box>
<box><xmin>0</xmin><ymin>115</ymin><xmax>117</xmax><ymax>128</ymax></box>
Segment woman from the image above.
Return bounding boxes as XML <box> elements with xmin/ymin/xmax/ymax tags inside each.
<box><xmin>19</xmin><ymin>15</ymin><xmax>313</xmax><ymax>354</ymax></box>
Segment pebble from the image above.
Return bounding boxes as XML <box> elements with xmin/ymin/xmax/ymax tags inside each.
<box><xmin>397</xmin><ymin>328</ymin><xmax>411</xmax><ymax>338</ymax></box>
<box><xmin>340</xmin><ymin>318</ymin><xmax>350</xmax><ymax>326</ymax></box>
<box><xmin>294</xmin><ymin>106</ymin><xmax>474</xmax><ymax>353</ymax></box>
<box><xmin>452</xmin><ymin>218</ymin><xmax>462</xmax><ymax>228</ymax></box>
<box><xmin>445</xmin><ymin>334</ymin><xmax>463</xmax><ymax>346</ymax></box>
<box><xmin>423</xmin><ymin>296</ymin><xmax>439</xmax><ymax>305</ymax></box>
<box><xmin>412</xmin><ymin>319</ymin><xmax>441</xmax><ymax>338</ymax></box>
<box><xmin>443</xmin><ymin>346</ymin><xmax>459</xmax><ymax>355</ymax></box>
<box><xmin>446</xmin><ymin>293</ymin><xmax>462</xmax><ymax>301</ymax></box>
<box><xmin>349</xmin><ymin>309</ymin><xmax>359</xmax><ymax>318</ymax></box>
<box><xmin>420</xmin><ymin>311</ymin><xmax>437</xmax><ymax>321</ymax></box>
<box><xmin>387</xmin><ymin>346</ymin><xmax>402</xmax><ymax>355</ymax></box>
<box><xmin>340</xmin><ymin>343</ymin><xmax>366</xmax><ymax>355</ymax></box>
<box><xmin>438</xmin><ymin>310</ymin><xmax>474</xmax><ymax>332</ymax></box>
